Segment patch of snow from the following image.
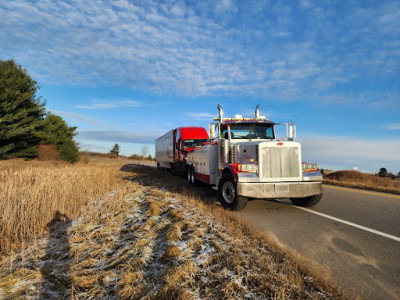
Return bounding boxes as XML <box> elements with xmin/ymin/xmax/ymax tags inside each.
<box><xmin>193</xmin><ymin>243</ymin><xmax>215</xmax><ymax>265</ymax></box>
<box><xmin>9</xmin><ymin>279</ymin><xmax>34</xmax><ymax>295</ymax></box>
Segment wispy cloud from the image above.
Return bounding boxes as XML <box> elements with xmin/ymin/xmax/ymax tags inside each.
<box><xmin>75</xmin><ymin>100</ymin><xmax>141</xmax><ymax>110</ymax></box>
<box><xmin>0</xmin><ymin>0</ymin><xmax>400</xmax><ymax>101</ymax></box>
<box><xmin>1</xmin><ymin>0</ymin><xmax>398</xmax><ymax>101</ymax></box>
<box><xmin>380</xmin><ymin>123</ymin><xmax>400</xmax><ymax>131</ymax></box>
<box><xmin>77</xmin><ymin>130</ymin><xmax>160</xmax><ymax>144</ymax></box>
<box><xmin>48</xmin><ymin>109</ymin><xmax>109</xmax><ymax>128</ymax></box>
<box><xmin>185</xmin><ymin>112</ymin><xmax>215</xmax><ymax>120</ymax></box>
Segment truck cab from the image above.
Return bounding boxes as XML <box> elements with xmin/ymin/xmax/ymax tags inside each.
<box><xmin>156</xmin><ymin>127</ymin><xmax>208</xmax><ymax>175</ymax></box>
<box><xmin>187</xmin><ymin>105</ymin><xmax>323</xmax><ymax>211</ymax></box>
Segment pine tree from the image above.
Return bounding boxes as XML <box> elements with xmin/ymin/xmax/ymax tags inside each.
<box><xmin>110</xmin><ymin>144</ymin><xmax>120</xmax><ymax>156</ymax></box>
<box><xmin>37</xmin><ymin>113</ymin><xmax>80</xmax><ymax>163</ymax></box>
<box><xmin>0</xmin><ymin>59</ymin><xmax>46</xmax><ymax>159</ymax></box>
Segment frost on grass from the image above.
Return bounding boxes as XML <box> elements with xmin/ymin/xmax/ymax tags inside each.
<box><xmin>0</xmin><ymin>165</ymin><xmax>341</xmax><ymax>299</ymax></box>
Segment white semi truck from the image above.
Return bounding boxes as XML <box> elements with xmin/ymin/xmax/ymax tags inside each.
<box><xmin>186</xmin><ymin>105</ymin><xmax>323</xmax><ymax>211</ymax></box>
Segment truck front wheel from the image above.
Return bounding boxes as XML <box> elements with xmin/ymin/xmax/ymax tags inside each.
<box><xmin>290</xmin><ymin>194</ymin><xmax>322</xmax><ymax>207</ymax></box>
<box><xmin>218</xmin><ymin>173</ymin><xmax>248</xmax><ymax>211</ymax></box>
<box><xmin>187</xmin><ymin>165</ymin><xmax>196</xmax><ymax>185</ymax></box>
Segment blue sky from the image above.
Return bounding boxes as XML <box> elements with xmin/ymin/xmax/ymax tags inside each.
<box><xmin>1</xmin><ymin>0</ymin><xmax>399</xmax><ymax>173</ymax></box>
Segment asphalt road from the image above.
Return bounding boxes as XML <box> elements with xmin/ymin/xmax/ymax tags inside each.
<box><xmin>236</xmin><ymin>185</ymin><xmax>400</xmax><ymax>300</ymax></box>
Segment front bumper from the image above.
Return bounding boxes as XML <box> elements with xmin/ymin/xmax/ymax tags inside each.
<box><xmin>237</xmin><ymin>181</ymin><xmax>322</xmax><ymax>199</ymax></box>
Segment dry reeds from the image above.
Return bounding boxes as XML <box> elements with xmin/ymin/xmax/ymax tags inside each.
<box><xmin>0</xmin><ymin>159</ymin><xmax>126</xmax><ymax>255</ymax></box>
<box><xmin>324</xmin><ymin>170</ymin><xmax>400</xmax><ymax>194</ymax></box>
<box><xmin>0</xmin><ymin>162</ymin><xmax>344</xmax><ymax>299</ymax></box>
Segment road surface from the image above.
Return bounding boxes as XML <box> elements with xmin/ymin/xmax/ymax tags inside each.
<box><xmin>236</xmin><ymin>185</ymin><xmax>400</xmax><ymax>300</ymax></box>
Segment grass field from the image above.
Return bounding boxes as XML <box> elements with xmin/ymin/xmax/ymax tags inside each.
<box><xmin>0</xmin><ymin>158</ymin><xmax>131</xmax><ymax>255</ymax></box>
<box><xmin>0</xmin><ymin>158</ymin><xmax>344</xmax><ymax>299</ymax></box>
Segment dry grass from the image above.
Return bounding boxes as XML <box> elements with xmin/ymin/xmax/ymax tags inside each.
<box><xmin>0</xmin><ymin>158</ymin><xmax>129</xmax><ymax>255</ymax></box>
<box><xmin>324</xmin><ymin>170</ymin><xmax>400</xmax><ymax>195</ymax></box>
<box><xmin>0</xmin><ymin>162</ymin><xmax>344</xmax><ymax>299</ymax></box>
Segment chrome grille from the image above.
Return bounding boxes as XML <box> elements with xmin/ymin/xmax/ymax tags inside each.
<box><xmin>261</xmin><ymin>146</ymin><xmax>300</xmax><ymax>179</ymax></box>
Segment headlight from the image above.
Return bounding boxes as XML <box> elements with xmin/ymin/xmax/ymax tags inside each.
<box><xmin>238</xmin><ymin>164</ymin><xmax>258</xmax><ymax>173</ymax></box>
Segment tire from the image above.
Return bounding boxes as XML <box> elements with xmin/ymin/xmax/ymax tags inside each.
<box><xmin>190</xmin><ymin>166</ymin><xmax>196</xmax><ymax>185</ymax></box>
<box><xmin>171</xmin><ymin>164</ymin><xmax>175</xmax><ymax>175</ymax></box>
<box><xmin>187</xmin><ymin>165</ymin><xmax>196</xmax><ymax>184</ymax></box>
<box><xmin>290</xmin><ymin>193</ymin><xmax>322</xmax><ymax>207</ymax></box>
<box><xmin>218</xmin><ymin>173</ymin><xmax>248</xmax><ymax>211</ymax></box>
<box><xmin>187</xmin><ymin>165</ymin><xmax>192</xmax><ymax>184</ymax></box>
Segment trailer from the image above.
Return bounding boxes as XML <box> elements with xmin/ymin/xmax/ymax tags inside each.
<box><xmin>155</xmin><ymin>127</ymin><xmax>208</xmax><ymax>175</ymax></box>
<box><xmin>186</xmin><ymin>105</ymin><xmax>323</xmax><ymax>211</ymax></box>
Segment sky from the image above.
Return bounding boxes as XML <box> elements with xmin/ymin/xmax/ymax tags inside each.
<box><xmin>1</xmin><ymin>0</ymin><xmax>399</xmax><ymax>173</ymax></box>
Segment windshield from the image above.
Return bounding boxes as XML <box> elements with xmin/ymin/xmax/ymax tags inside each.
<box><xmin>221</xmin><ymin>123</ymin><xmax>274</xmax><ymax>140</ymax></box>
<box><xmin>182</xmin><ymin>139</ymin><xmax>208</xmax><ymax>149</ymax></box>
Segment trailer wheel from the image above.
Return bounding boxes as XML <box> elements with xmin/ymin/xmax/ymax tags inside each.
<box><xmin>171</xmin><ymin>164</ymin><xmax>175</xmax><ymax>175</ymax></box>
<box><xmin>187</xmin><ymin>165</ymin><xmax>192</xmax><ymax>184</ymax></box>
<box><xmin>290</xmin><ymin>194</ymin><xmax>322</xmax><ymax>207</ymax></box>
<box><xmin>218</xmin><ymin>173</ymin><xmax>248</xmax><ymax>211</ymax></box>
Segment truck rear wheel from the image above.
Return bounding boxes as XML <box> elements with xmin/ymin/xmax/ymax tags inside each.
<box><xmin>187</xmin><ymin>166</ymin><xmax>192</xmax><ymax>183</ymax></box>
<box><xmin>290</xmin><ymin>194</ymin><xmax>322</xmax><ymax>207</ymax></box>
<box><xmin>218</xmin><ymin>173</ymin><xmax>248</xmax><ymax>211</ymax></box>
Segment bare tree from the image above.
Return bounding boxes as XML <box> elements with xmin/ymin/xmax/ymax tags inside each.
<box><xmin>141</xmin><ymin>145</ymin><xmax>149</xmax><ymax>160</ymax></box>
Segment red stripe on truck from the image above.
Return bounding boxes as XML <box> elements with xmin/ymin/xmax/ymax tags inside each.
<box><xmin>194</xmin><ymin>172</ymin><xmax>210</xmax><ymax>184</ymax></box>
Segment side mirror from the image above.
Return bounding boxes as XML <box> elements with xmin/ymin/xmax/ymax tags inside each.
<box><xmin>288</xmin><ymin>122</ymin><xmax>296</xmax><ymax>140</ymax></box>
<box><xmin>209</xmin><ymin>124</ymin><xmax>216</xmax><ymax>138</ymax></box>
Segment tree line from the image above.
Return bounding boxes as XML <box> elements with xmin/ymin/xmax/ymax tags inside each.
<box><xmin>0</xmin><ymin>59</ymin><xmax>80</xmax><ymax>163</ymax></box>
<box><xmin>378</xmin><ymin>168</ymin><xmax>400</xmax><ymax>179</ymax></box>
<box><xmin>109</xmin><ymin>143</ymin><xmax>154</xmax><ymax>160</ymax></box>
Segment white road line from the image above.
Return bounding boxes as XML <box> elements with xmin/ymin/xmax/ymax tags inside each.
<box><xmin>293</xmin><ymin>206</ymin><xmax>400</xmax><ymax>242</ymax></box>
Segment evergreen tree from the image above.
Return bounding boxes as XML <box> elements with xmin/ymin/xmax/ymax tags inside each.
<box><xmin>37</xmin><ymin>113</ymin><xmax>80</xmax><ymax>163</ymax></box>
<box><xmin>0</xmin><ymin>59</ymin><xmax>46</xmax><ymax>159</ymax></box>
<box><xmin>110</xmin><ymin>144</ymin><xmax>120</xmax><ymax>156</ymax></box>
<box><xmin>378</xmin><ymin>167</ymin><xmax>388</xmax><ymax>177</ymax></box>
<box><xmin>59</xmin><ymin>138</ymin><xmax>80</xmax><ymax>163</ymax></box>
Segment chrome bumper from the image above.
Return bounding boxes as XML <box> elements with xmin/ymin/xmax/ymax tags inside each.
<box><xmin>237</xmin><ymin>181</ymin><xmax>322</xmax><ymax>199</ymax></box>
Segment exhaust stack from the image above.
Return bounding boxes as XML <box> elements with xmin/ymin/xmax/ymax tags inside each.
<box><xmin>255</xmin><ymin>105</ymin><xmax>260</xmax><ymax>119</ymax></box>
<box><xmin>217</xmin><ymin>104</ymin><xmax>223</xmax><ymax>122</ymax></box>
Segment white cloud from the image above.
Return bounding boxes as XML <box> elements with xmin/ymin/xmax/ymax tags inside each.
<box><xmin>0</xmin><ymin>0</ymin><xmax>398</xmax><ymax>100</ymax></box>
<box><xmin>380</xmin><ymin>123</ymin><xmax>400</xmax><ymax>131</ymax></box>
<box><xmin>48</xmin><ymin>109</ymin><xmax>110</xmax><ymax>128</ymax></box>
<box><xmin>75</xmin><ymin>100</ymin><xmax>141</xmax><ymax>110</ymax></box>
<box><xmin>185</xmin><ymin>112</ymin><xmax>216</xmax><ymax>120</ymax></box>
<box><xmin>77</xmin><ymin>130</ymin><xmax>160</xmax><ymax>144</ymax></box>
